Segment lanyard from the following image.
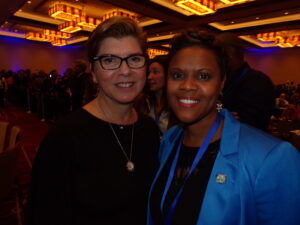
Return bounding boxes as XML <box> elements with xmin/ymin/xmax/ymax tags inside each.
<box><xmin>160</xmin><ymin>113</ymin><xmax>222</xmax><ymax>225</ymax></box>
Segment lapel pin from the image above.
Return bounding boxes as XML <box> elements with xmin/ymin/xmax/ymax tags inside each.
<box><xmin>216</xmin><ymin>173</ymin><xmax>227</xmax><ymax>184</ymax></box>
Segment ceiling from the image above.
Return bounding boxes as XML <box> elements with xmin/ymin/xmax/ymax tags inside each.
<box><xmin>0</xmin><ymin>0</ymin><xmax>300</xmax><ymax>50</ymax></box>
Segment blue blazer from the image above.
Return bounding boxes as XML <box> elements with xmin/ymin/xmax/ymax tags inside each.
<box><xmin>147</xmin><ymin>109</ymin><xmax>300</xmax><ymax>225</ymax></box>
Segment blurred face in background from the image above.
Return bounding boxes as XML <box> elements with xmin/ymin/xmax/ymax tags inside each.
<box><xmin>148</xmin><ymin>62</ymin><xmax>166</xmax><ymax>92</ymax></box>
<box><xmin>167</xmin><ymin>46</ymin><xmax>224</xmax><ymax>125</ymax></box>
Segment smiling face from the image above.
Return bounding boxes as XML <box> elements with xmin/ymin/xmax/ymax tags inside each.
<box><xmin>167</xmin><ymin>46</ymin><xmax>225</xmax><ymax>125</ymax></box>
<box><xmin>92</xmin><ymin>36</ymin><xmax>146</xmax><ymax>105</ymax></box>
<box><xmin>148</xmin><ymin>62</ymin><xmax>166</xmax><ymax>92</ymax></box>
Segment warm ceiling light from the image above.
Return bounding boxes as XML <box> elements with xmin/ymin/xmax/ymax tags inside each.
<box><xmin>59</xmin><ymin>21</ymin><xmax>82</xmax><ymax>33</ymax></box>
<box><xmin>49</xmin><ymin>4</ymin><xmax>83</xmax><ymax>21</ymax></box>
<box><xmin>147</xmin><ymin>48</ymin><xmax>168</xmax><ymax>59</ymax></box>
<box><xmin>276</xmin><ymin>38</ymin><xmax>294</xmax><ymax>48</ymax></box>
<box><xmin>43</xmin><ymin>29</ymin><xmax>72</xmax><ymax>39</ymax></box>
<box><xmin>257</xmin><ymin>32</ymin><xmax>283</xmax><ymax>41</ymax></box>
<box><xmin>76</xmin><ymin>16</ymin><xmax>102</xmax><ymax>29</ymax></box>
<box><xmin>51</xmin><ymin>39</ymin><xmax>68</xmax><ymax>46</ymax></box>
<box><xmin>27</xmin><ymin>1</ymin><xmax>32</xmax><ymax>4</ymax></box>
<box><xmin>25</xmin><ymin>32</ymin><xmax>53</xmax><ymax>42</ymax></box>
<box><xmin>220</xmin><ymin>0</ymin><xmax>248</xmax><ymax>4</ymax></box>
<box><xmin>172</xmin><ymin>0</ymin><xmax>216</xmax><ymax>15</ymax></box>
<box><xmin>102</xmin><ymin>10</ymin><xmax>138</xmax><ymax>22</ymax></box>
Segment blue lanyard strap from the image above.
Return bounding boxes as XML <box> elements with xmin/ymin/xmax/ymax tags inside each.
<box><xmin>160</xmin><ymin>113</ymin><xmax>222</xmax><ymax>225</ymax></box>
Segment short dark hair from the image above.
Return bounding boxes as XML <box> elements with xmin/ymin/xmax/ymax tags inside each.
<box><xmin>86</xmin><ymin>16</ymin><xmax>147</xmax><ymax>65</ymax></box>
<box><xmin>168</xmin><ymin>30</ymin><xmax>227</xmax><ymax>79</ymax></box>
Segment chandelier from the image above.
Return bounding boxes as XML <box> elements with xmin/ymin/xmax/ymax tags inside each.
<box><xmin>25</xmin><ymin>32</ymin><xmax>53</xmax><ymax>42</ymax></box>
<box><xmin>49</xmin><ymin>4</ymin><xmax>83</xmax><ymax>21</ymax></box>
<box><xmin>51</xmin><ymin>39</ymin><xmax>68</xmax><ymax>46</ymax></box>
<box><xmin>76</xmin><ymin>16</ymin><xmax>102</xmax><ymax>29</ymax></box>
<box><xmin>220</xmin><ymin>0</ymin><xmax>249</xmax><ymax>4</ymax></box>
<box><xmin>43</xmin><ymin>29</ymin><xmax>72</xmax><ymax>39</ymax></box>
<box><xmin>102</xmin><ymin>10</ymin><xmax>138</xmax><ymax>23</ymax></box>
<box><xmin>148</xmin><ymin>48</ymin><xmax>168</xmax><ymax>59</ymax></box>
<box><xmin>257</xmin><ymin>31</ymin><xmax>300</xmax><ymax>48</ymax></box>
<box><xmin>59</xmin><ymin>21</ymin><xmax>82</xmax><ymax>33</ymax></box>
<box><xmin>171</xmin><ymin>0</ymin><xmax>217</xmax><ymax>15</ymax></box>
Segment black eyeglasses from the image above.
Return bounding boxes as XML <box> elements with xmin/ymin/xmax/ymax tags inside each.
<box><xmin>93</xmin><ymin>54</ymin><xmax>146</xmax><ymax>70</ymax></box>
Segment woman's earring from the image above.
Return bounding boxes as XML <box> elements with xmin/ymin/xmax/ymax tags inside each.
<box><xmin>216</xmin><ymin>92</ymin><xmax>223</xmax><ymax>112</ymax></box>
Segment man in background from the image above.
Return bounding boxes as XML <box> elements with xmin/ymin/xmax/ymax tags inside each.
<box><xmin>215</xmin><ymin>32</ymin><xmax>275</xmax><ymax>131</ymax></box>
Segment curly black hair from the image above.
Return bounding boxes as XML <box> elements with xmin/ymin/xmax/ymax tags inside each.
<box><xmin>168</xmin><ymin>30</ymin><xmax>227</xmax><ymax>79</ymax></box>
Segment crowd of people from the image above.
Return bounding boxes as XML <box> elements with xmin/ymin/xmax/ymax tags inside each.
<box><xmin>1</xmin><ymin>16</ymin><xmax>299</xmax><ymax>225</ymax></box>
<box><xmin>273</xmin><ymin>81</ymin><xmax>300</xmax><ymax>121</ymax></box>
<box><xmin>0</xmin><ymin>61</ymin><xmax>97</xmax><ymax>122</ymax></box>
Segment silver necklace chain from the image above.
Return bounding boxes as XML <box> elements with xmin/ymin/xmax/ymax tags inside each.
<box><xmin>108</xmin><ymin>123</ymin><xmax>134</xmax><ymax>171</ymax></box>
<box><xmin>98</xmin><ymin>101</ymin><xmax>135</xmax><ymax>172</ymax></box>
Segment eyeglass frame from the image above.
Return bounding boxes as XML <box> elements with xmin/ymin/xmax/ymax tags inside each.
<box><xmin>92</xmin><ymin>54</ymin><xmax>147</xmax><ymax>70</ymax></box>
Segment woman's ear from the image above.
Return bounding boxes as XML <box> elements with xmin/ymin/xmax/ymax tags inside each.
<box><xmin>221</xmin><ymin>75</ymin><xmax>226</xmax><ymax>90</ymax></box>
<box><xmin>90</xmin><ymin>63</ymin><xmax>98</xmax><ymax>84</ymax></box>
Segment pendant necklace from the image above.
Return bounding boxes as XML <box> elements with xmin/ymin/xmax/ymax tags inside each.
<box><xmin>109</xmin><ymin>123</ymin><xmax>135</xmax><ymax>172</ymax></box>
<box><xmin>98</xmin><ymin>102</ymin><xmax>135</xmax><ymax>172</ymax></box>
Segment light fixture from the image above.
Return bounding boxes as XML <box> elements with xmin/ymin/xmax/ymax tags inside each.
<box><xmin>59</xmin><ymin>21</ymin><xmax>82</xmax><ymax>33</ymax></box>
<box><xmin>49</xmin><ymin>4</ymin><xmax>83</xmax><ymax>21</ymax></box>
<box><xmin>43</xmin><ymin>29</ymin><xmax>72</xmax><ymax>39</ymax></box>
<box><xmin>76</xmin><ymin>16</ymin><xmax>102</xmax><ymax>29</ymax></box>
<box><xmin>257</xmin><ymin>31</ymin><xmax>300</xmax><ymax>48</ymax></box>
<box><xmin>102</xmin><ymin>10</ymin><xmax>138</xmax><ymax>22</ymax></box>
<box><xmin>256</xmin><ymin>32</ymin><xmax>283</xmax><ymax>42</ymax></box>
<box><xmin>147</xmin><ymin>48</ymin><xmax>168</xmax><ymax>59</ymax></box>
<box><xmin>171</xmin><ymin>0</ymin><xmax>217</xmax><ymax>16</ymax></box>
<box><xmin>51</xmin><ymin>39</ymin><xmax>68</xmax><ymax>46</ymax></box>
<box><xmin>275</xmin><ymin>38</ymin><xmax>294</xmax><ymax>48</ymax></box>
<box><xmin>220</xmin><ymin>0</ymin><xmax>248</xmax><ymax>4</ymax></box>
<box><xmin>25</xmin><ymin>32</ymin><xmax>53</xmax><ymax>42</ymax></box>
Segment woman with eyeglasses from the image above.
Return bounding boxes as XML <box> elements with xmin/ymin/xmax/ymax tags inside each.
<box><xmin>25</xmin><ymin>17</ymin><xmax>160</xmax><ymax>225</ymax></box>
<box><xmin>147</xmin><ymin>31</ymin><xmax>300</xmax><ymax>225</ymax></box>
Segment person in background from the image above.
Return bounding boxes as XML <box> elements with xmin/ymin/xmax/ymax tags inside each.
<box><xmin>147</xmin><ymin>30</ymin><xmax>300</xmax><ymax>225</ymax></box>
<box><xmin>69</xmin><ymin>59</ymin><xmax>89</xmax><ymax>111</ymax></box>
<box><xmin>274</xmin><ymin>92</ymin><xmax>289</xmax><ymax>118</ymax></box>
<box><xmin>136</xmin><ymin>55</ymin><xmax>171</xmax><ymax>134</ymax></box>
<box><xmin>25</xmin><ymin>16</ymin><xmax>160</xmax><ymax>225</ymax></box>
<box><xmin>0</xmin><ymin>75</ymin><xmax>7</xmax><ymax>107</ymax></box>
<box><xmin>214</xmin><ymin>32</ymin><xmax>275</xmax><ymax>131</ymax></box>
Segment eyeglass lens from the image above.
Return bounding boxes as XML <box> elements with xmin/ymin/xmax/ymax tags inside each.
<box><xmin>100</xmin><ymin>55</ymin><xmax>145</xmax><ymax>70</ymax></box>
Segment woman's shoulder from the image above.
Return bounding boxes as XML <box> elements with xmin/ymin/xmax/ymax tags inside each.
<box><xmin>237</xmin><ymin>122</ymin><xmax>299</xmax><ymax>163</ymax></box>
<box><xmin>51</xmin><ymin>109</ymin><xmax>90</xmax><ymax>130</ymax></box>
<box><xmin>45</xmin><ymin>108</ymin><xmax>101</xmax><ymax>141</ymax></box>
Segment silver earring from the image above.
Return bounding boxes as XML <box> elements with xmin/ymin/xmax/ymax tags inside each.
<box><xmin>216</xmin><ymin>101</ymin><xmax>223</xmax><ymax>112</ymax></box>
<box><xmin>216</xmin><ymin>92</ymin><xmax>223</xmax><ymax>112</ymax></box>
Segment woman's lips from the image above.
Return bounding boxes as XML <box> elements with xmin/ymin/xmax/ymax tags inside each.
<box><xmin>178</xmin><ymin>97</ymin><xmax>200</xmax><ymax>107</ymax></box>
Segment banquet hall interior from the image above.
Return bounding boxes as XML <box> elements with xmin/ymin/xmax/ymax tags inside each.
<box><xmin>0</xmin><ymin>0</ymin><xmax>300</xmax><ymax>224</ymax></box>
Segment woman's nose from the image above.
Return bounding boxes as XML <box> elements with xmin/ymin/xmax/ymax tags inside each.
<box><xmin>118</xmin><ymin>60</ymin><xmax>130</xmax><ymax>75</ymax></box>
<box><xmin>180</xmin><ymin>77</ymin><xmax>197</xmax><ymax>91</ymax></box>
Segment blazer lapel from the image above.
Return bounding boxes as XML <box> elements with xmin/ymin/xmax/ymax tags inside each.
<box><xmin>197</xmin><ymin>110</ymin><xmax>241</xmax><ymax>225</ymax></box>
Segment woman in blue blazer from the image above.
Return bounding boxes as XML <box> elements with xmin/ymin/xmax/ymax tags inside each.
<box><xmin>147</xmin><ymin>30</ymin><xmax>300</xmax><ymax>225</ymax></box>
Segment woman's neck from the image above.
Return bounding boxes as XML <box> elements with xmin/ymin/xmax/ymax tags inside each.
<box><xmin>84</xmin><ymin>96</ymin><xmax>137</xmax><ymax>125</ymax></box>
<box><xmin>183</xmin><ymin>112</ymin><xmax>223</xmax><ymax>147</ymax></box>
<box><xmin>154</xmin><ymin>89</ymin><xmax>164</xmax><ymax>112</ymax></box>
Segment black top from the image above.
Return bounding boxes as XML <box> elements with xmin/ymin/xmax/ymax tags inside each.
<box><xmin>25</xmin><ymin>108</ymin><xmax>160</xmax><ymax>225</ymax></box>
<box><xmin>150</xmin><ymin>139</ymin><xmax>220</xmax><ymax>225</ymax></box>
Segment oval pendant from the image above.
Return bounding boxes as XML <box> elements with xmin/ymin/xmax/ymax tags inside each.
<box><xmin>126</xmin><ymin>161</ymin><xmax>135</xmax><ymax>172</ymax></box>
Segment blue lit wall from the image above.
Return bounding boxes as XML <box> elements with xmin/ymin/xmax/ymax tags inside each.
<box><xmin>0</xmin><ymin>35</ymin><xmax>87</xmax><ymax>75</ymax></box>
<box><xmin>245</xmin><ymin>47</ymin><xmax>300</xmax><ymax>84</ymax></box>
